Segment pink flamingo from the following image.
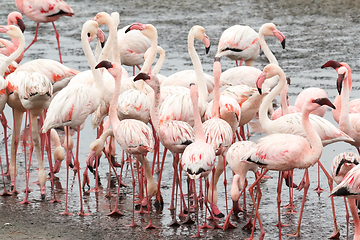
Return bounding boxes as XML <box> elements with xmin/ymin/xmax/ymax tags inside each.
<box><xmin>181</xmin><ymin>83</ymin><xmax>216</xmax><ymax>237</ymax></box>
<box><xmin>331</xmin><ymin>152</ymin><xmax>360</xmax><ymax>240</ymax></box>
<box><xmin>203</xmin><ymin>58</ymin><xmax>235</xmax><ymax>221</ymax></box>
<box><xmin>322</xmin><ymin>61</ymin><xmax>360</xmax><ymax>153</ymax></box>
<box><xmin>95</xmin><ymin>60</ymin><xmax>156</xmax><ymax>229</ymax></box>
<box><xmin>158</xmin><ymin>25</ymin><xmax>210</xmax><ymax>126</ymax></box>
<box><xmin>331</xmin><ymin>163</ymin><xmax>360</xmax><ymax>240</ymax></box>
<box><xmin>0</xmin><ymin>25</ymin><xmax>25</xmax><ymax>195</ymax></box>
<box><xmin>0</xmin><ymin>11</ymin><xmax>25</xmax><ymax>63</ymax></box>
<box><xmin>216</xmin><ymin>24</ymin><xmax>260</xmax><ymax>66</ymax></box>
<box><xmin>41</xmin><ymin>20</ymin><xmax>106</xmax><ymax>216</ymax></box>
<box><xmin>117</xmin><ymin>24</ymin><xmax>151</xmax><ymax>75</ymax></box>
<box><xmin>246</xmin><ymin>63</ymin><xmax>338</xmax><ymax>239</ymax></box>
<box><xmin>14</xmin><ymin>0</ymin><xmax>74</xmax><ymax>63</ymax></box>
<box><xmin>225</xmin><ymin>141</ymin><xmax>259</xmax><ymax>222</ymax></box>
<box><xmin>134</xmin><ymin>72</ymin><xmax>194</xmax><ymax>225</ymax></box>
<box><xmin>321</xmin><ymin>60</ymin><xmax>360</xmax><ymax>124</ymax></box>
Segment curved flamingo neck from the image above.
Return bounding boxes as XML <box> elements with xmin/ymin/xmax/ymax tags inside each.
<box><xmin>97</xmin><ymin>15</ymin><xmax>118</xmax><ymax>64</ymax></box>
<box><xmin>259</xmin><ymin>69</ymin><xmax>286</xmax><ymax>132</ymax></box>
<box><xmin>151</xmin><ymin>47</ymin><xmax>165</xmax><ymax>75</ymax></box>
<box><xmin>0</xmin><ymin>30</ymin><xmax>24</xmax><ymax>76</ymax></box>
<box><xmin>301</xmin><ymin>103</ymin><xmax>323</xmax><ymax>166</ymax></box>
<box><xmin>140</xmin><ymin>25</ymin><xmax>158</xmax><ymax>74</ymax></box>
<box><xmin>81</xmin><ymin>22</ymin><xmax>104</xmax><ymax>100</ymax></box>
<box><xmin>190</xmin><ymin>85</ymin><xmax>205</xmax><ymax>142</ymax></box>
<box><xmin>188</xmin><ymin>28</ymin><xmax>208</xmax><ymax>106</ymax></box>
<box><xmin>258</xmin><ymin>26</ymin><xmax>278</xmax><ymax>65</ymax></box>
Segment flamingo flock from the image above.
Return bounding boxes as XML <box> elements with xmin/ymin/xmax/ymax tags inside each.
<box><xmin>0</xmin><ymin>1</ymin><xmax>359</xmax><ymax>239</ymax></box>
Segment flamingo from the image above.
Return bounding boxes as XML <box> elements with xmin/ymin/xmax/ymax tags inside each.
<box><xmin>14</xmin><ymin>0</ymin><xmax>74</xmax><ymax>63</ymax></box>
<box><xmin>215</xmin><ymin>24</ymin><xmax>260</xmax><ymax>66</ymax></box>
<box><xmin>117</xmin><ymin>23</ymin><xmax>151</xmax><ymax>75</ymax></box>
<box><xmin>321</xmin><ymin>60</ymin><xmax>360</xmax><ymax>123</ymax></box>
<box><xmin>246</xmin><ymin>63</ymin><xmax>339</xmax><ymax>239</ymax></box>
<box><xmin>158</xmin><ymin>25</ymin><xmax>210</xmax><ymax>126</ymax></box>
<box><xmin>331</xmin><ymin>163</ymin><xmax>360</xmax><ymax>240</ymax></box>
<box><xmin>95</xmin><ymin>60</ymin><xmax>156</xmax><ymax>229</ymax></box>
<box><xmin>180</xmin><ymin>83</ymin><xmax>216</xmax><ymax>237</ymax></box>
<box><xmin>134</xmin><ymin>72</ymin><xmax>194</xmax><ymax>224</ymax></box>
<box><xmin>202</xmin><ymin>58</ymin><xmax>235</xmax><ymax>220</ymax></box>
<box><xmin>41</xmin><ymin>20</ymin><xmax>106</xmax><ymax>216</ymax></box>
<box><xmin>219</xmin><ymin>23</ymin><xmax>286</xmax><ymax>139</ymax></box>
<box><xmin>331</xmin><ymin>151</ymin><xmax>360</xmax><ymax>240</ymax></box>
<box><xmin>322</xmin><ymin>61</ymin><xmax>360</xmax><ymax>153</ymax></box>
<box><xmin>226</xmin><ymin>141</ymin><xmax>259</xmax><ymax>215</ymax></box>
<box><xmin>0</xmin><ymin>11</ymin><xmax>26</xmax><ymax>63</ymax></box>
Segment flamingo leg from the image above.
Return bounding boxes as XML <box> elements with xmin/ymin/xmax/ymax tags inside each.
<box><xmin>125</xmin><ymin>154</ymin><xmax>138</xmax><ymax>227</ymax></box>
<box><xmin>284</xmin><ymin>170</ymin><xmax>297</xmax><ymax>214</ymax></box>
<box><xmin>208</xmin><ymin>156</ymin><xmax>225</xmax><ymax>218</ymax></box>
<box><xmin>344</xmin><ymin>197</ymin><xmax>349</xmax><ymax>240</ymax></box>
<box><xmin>287</xmin><ymin>168</ymin><xmax>310</xmax><ymax>237</ymax></box>
<box><xmin>60</xmin><ymin>126</ymin><xmax>72</xmax><ymax>216</ymax></box>
<box><xmin>0</xmin><ymin>112</ymin><xmax>10</xmax><ymax>176</ymax></box>
<box><xmin>51</xmin><ymin>22</ymin><xmax>63</xmax><ymax>64</ymax></box>
<box><xmin>313</xmin><ymin>161</ymin><xmax>325</xmax><ymax>194</ymax></box>
<box><xmin>24</xmin><ymin>23</ymin><xmax>39</xmax><ymax>53</ymax></box>
<box><xmin>248</xmin><ymin>169</ymin><xmax>267</xmax><ymax>240</ymax></box>
<box><xmin>190</xmin><ymin>179</ymin><xmax>203</xmax><ymax>238</ymax></box>
<box><xmin>317</xmin><ymin>161</ymin><xmax>340</xmax><ymax>239</ymax></box>
<box><xmin>199</xmin><ymin>179</ymin><xmax>213</xmax><ymax>229</ymax></box>
<box><xmin>348</xmin><ymin>199</ymin><xmax>360</xmax><ymax>240</ymax></box>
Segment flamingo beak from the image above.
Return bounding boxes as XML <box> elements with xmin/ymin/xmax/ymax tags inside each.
<box><xmin>313</xmin><ymin>97</ymin><xmax>336</xmax><ymax>109</ymax></box>
<box><xmin>203</xmin><ymin>33</ymin><xmax>211</xmax><ymax>54</ymax></box>
<box><xmin>272</xmin><ymin>29</ymin><xmax>286</xmax><ymax>49</ymax></box>
<box><xmin>321</xmin><ymin>60</ymin><xmax>341</xmax><ymax>70</ymax></box>
<box><xmin>134</xmin><ymin>72</ymin><xmax>150</xmax><ymax>81</ymax></box>
<box><xmin>256</xmin><ymin>71</ymin><xmax>267</xmax><ymax>95</ymax></box>
<box><xmin>16</xmin><ymin>18</ymin><xmax>26</xmax><ymax>32</ymax></box>
<box><xmin>337</xmin><ymin>73</ymin><xmax>345</xmax><ymax>94</ymax></box>
<box><xmin>95</xmin><ymin>60</ymin><xmax>113</xmax><ymax>69</ymax></box>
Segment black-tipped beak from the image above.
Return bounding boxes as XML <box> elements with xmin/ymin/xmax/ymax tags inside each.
<box><xmin>134</xmin><ymin>72</ymin><xmax>150</xmax><ymax>81</ymax></box>
<box><xmin>337</xmin><ymin>73</ymin><xmax>345</xmax><ymax>94</ymax></box>
<box><xmin>314</xmin><ymin>97</ymin><xmax>336</xmax><ymax>109</ymax></box>
<box><xmin>101</xmin><ymin>40</ymin><xmax>105</xmax><ymax>48</ymax></box>
<box><xmin>281</xmin><ymin>39</ymin><xmax>285</xmax><ymax>49</ymax></box>
<box><xmin>205</xmin><ymin>45</ymin><xmax>210</xmax><ymax>54</ymax></box>
<box><xmin>256</xmin><ymin>71</ymin><xmax>267</xmax><ymax>95</ymax></box>
<box><xmin>95</xmin><ymin>60</ymin><xmax>112</xmax><ymax>69</ymax></box>
<box><xmin>286</xmin><ymin>77</ymin><xmax>291</xmax><ymax>85</ymax></box>
<box><xmin>321</xmin><ymin>60</ymin><xmax>341</xmax><ymax>69</ymax></box>
<box><xmin>125</xmin><ymin>26</ymin><xmax>131</xmax><ymax>33</ymax></box>
<box><xmin>17</xmin><ymin>19</ymin><xmax>25</xmax><ymax>33</ymax></box>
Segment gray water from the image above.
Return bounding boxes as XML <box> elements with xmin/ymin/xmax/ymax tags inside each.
<box><xmin>0</xmin><ymin>0</ymin><xmax>360</xmax><ymax>239</ymax></box>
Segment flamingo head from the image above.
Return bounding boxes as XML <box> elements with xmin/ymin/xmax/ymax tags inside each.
<box><xmin>8</xmin><ymin>11</ymin><xmax>25</xmax><ymax>32</ymax></box>
<box><xmin>92</xmin><ymin>12</ymin><xmax>110</xmax><ymax>26</ymax></box>
<box><xmin>191</xmin><ymin>25</ymin><xmax>211</xmax><ymax>54</ymax></box>
<box><xmin>260</xmin><ymin>23</ymin><xmax>285</xmax><ymax>49</ymax></box>
<box><xmin>0</xmin><ymin>25</ymin><xmax>23</xmax><ymax>40</ymax></box>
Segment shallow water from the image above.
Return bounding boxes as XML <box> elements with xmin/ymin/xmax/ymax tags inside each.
<box><xmin>0</xmin><ymin>0</ymin><xmax>360</xmax><ymax>239</ymax></box>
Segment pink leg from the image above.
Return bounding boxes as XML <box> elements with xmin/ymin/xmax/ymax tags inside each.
<box><xmin>274</xmin><ymin>172</ymin><xmax>290</xmax><ymax>239</ymax></box>
<box><xmin>24</xmin><ymin>23</ymin><xmax>39</xmax><ymax>53</ymax></box>
<box><xmin>287</xmin><ymin>169</ymin><xmax>310</xmax><ymax>237</ymax></box>
<box><xmin>0</xmin><ymin>113</ymin><xmax>10</xmax><ymax>175</ymax></box>
<box><xmin>284</xmin><ymin>170</ymin><xmax>297</xmax><ymax>214</ymax></box>
<box><xmin>125</xmin><ymin>155</ymin><xmax>138</xmax><ymax>227</ymax></box>
<box><xmin>344</xmin><ymin>197</ymin><xmax>349</xmax><ymax>240</ymax></box>
<box><xmin>190</xmin><ymin>179</ymin><xmax>203</xmax><ymax>238</ymax></box>
<box><xmin>60</xmin><ymin>127</ymin><xmax>72</xmax><ymax>216</ymax></box>
<box><xmin>20</xmin><ymin>110</ymin><xmax>32</xmax><ymax>204</ymax></box>
<box><xmin>52</xmin><ymin>22</ymin><xmax>63</xmax><ymax>64</ymax></box>
<box><xmin>313</xmin><ymin>162</ymin><xmax>325</xmax><ymax>194</ymax></box>
<box><xmin>199</xmin><ymin>179</ymin><xmax>213</xmax><ymax>229</ymax></box>
<box><xmin>222</xmin><ymin>155</ymin><xmax>236</xmax><ymax>230</ymax></box>
<box><xmin>317</xmin><ymin>161</ymin><xmax>340</xmax><ymax>239</ymax></box>
<box><xmin>248</xmin><ymin>169</ymin><xmax>267</xmax><ymax>240</ymax></box>
<box><xmin>74</xmin><ymin>127</ymin><xmax>90</xmax><ymax>216</ymax></box>
<box><xmin>348</xmin><ymin>199</ymin><xmax>360</xmax><ymax>240</ymax></box>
